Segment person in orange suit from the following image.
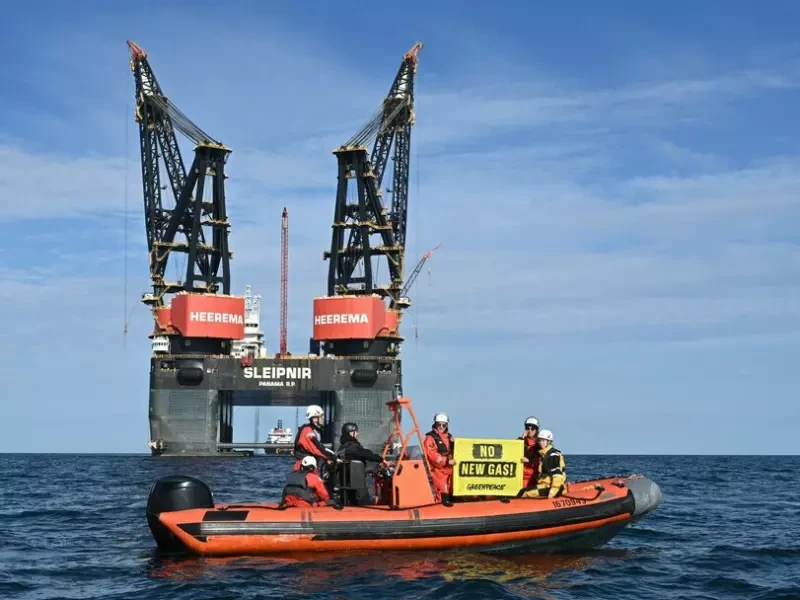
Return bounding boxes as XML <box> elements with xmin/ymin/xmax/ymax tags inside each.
<box><xmin>424</xmin><ymin>412</ymin><xmax>455</xmax><ymax>502</ymax></box>
<box><xmin>518</xmin><ymin>416</ymin><xmax>541</xmax><ymax>490</ymax></box>
<box><xmin>281</xmin><ymin>456</ymin><xmax>334</xmax><ymax>507</ymax></box>
<box><xmin>293</xmin><ymin>404</ymin><xmax>336</xmax><ymax>473</ymax></box>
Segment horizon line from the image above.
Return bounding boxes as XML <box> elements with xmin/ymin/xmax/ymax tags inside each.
<box><xmin>2</xmin><ymin>451</ymin><xmax>798</xmax><ymax>457</ymax></box>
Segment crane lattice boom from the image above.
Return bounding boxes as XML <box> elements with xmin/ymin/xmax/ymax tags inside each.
<box><xmin>324</xmin><ymin>42</ymin><xmax>423</xmax><ymax>314</ymax></box>
<box><xmin>127</xmin><ymin>40</ymin><xmax>233</xmax><ymax>308</ymax></box>
<box><xmin>400</xmin><ymin>244</ymin><xmax>440</xmax><ymax>298</ymax></box>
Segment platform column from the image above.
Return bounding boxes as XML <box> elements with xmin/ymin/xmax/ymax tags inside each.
<box><xmin>149</xmin><ymin>387</ymin><xmax>221</xmax><ymax>455</ymax></box>
<box><xmin>331</xmin><ymin>389</ymin><xmax>397</xmax><ymax>453</ymax></box>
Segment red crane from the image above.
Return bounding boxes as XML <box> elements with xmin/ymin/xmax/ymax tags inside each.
<box><xmin>279</xmin><ymin>207</ymin><xmax>289</xmax><ymax>357</ymax></box>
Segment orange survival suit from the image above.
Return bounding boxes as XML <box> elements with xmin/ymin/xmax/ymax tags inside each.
<box><xmin>424</xmin><ymin>427</ymin><xmax>454</xmax><ymax>502</ymax></box>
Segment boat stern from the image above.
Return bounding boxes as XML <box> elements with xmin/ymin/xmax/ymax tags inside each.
<box><xmin>146</xmin><ymin>475</ymin><xmax>215</xmax><ymax>552</ymax></box>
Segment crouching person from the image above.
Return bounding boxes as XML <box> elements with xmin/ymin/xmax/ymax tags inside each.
<box><xmin>521</xmin><ymin>429</ymin><xmax>567</xmax><ymax>499</ymax></box>
<box><xmin>281</xmin><ymin>456</ymin><xmax>333</xmax><ymax>507</ymax></box>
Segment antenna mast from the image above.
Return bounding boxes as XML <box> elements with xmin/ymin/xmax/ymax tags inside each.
<box><xmin>279</xmin><ymin>207</ymin><xmax>289</xmax><ymax>357</ymax></box>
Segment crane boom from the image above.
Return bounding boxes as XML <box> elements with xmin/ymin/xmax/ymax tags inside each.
<box><xmin>400</xmin><ymin>244</ymin><xmax>440</xmax><ymax>298</ymax></box>
<box><xmin>127</xmin><ymin>40</ymin><xmax>233</xmax><ymax>307</ymax></box>
<box><xmin>324</xmin><ymin>42</ymin><xmax>423</xmax><ymax>310</ymax></box>
<box><xmin>313</xmin><ymin>43</ymin><xmax>425</xmax><ymax>360</ymax></box>
<box><xmin>343</xmin><ymin>42</ymin><xmax>421</xmax><ymax>250</ymax></box>
<box><xmin>372</xmin><ymin>42</ymin><xmax>421</xmax><ymax>251</ymax></box>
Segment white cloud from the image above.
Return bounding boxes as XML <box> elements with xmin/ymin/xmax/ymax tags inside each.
<box><xmin>648</xmin><ymin>138</ymin><xmax>725</xmax><ymax>170</ymax></box>
<box><xmin>0</xmin><ymin>143</ymin><xmax>128</xmax><ymax>219</ymax></box>
<box><xmin>413</xmin><ymin>152</ymin><xmax>800</xmax><ymax>247</ymax></box>
<box><xmin>414</xmin><ymin>64</ymin><xmax>800</xmax><ymax>149</ymax></box>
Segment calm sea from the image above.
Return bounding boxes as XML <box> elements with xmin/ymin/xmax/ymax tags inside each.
<box><xmin>1</xmin><ymin>454</ymin><xmax>798</xmax><ymax>599</ymax></box>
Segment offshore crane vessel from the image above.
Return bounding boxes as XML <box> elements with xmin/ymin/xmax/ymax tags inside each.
<box><xmin>127</xmin><ymin>40</ymin><xmax>426</xmax><ymax>456</ymax></box>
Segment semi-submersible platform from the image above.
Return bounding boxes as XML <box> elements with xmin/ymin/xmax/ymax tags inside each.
<box><xmin>127</xmin><ymin>41</ymin><xmax>433</xmax><ymax>456</ymax></box>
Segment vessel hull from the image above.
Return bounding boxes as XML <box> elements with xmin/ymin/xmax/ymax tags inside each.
<box><xmin>148</xmin><ymin>355</ymin><xmax>401</xmax><ymax>456</ymax></box>
<box><xmin>147</xmin><ymin>476</ymin><xmax>662</xmax><ymax>557</ymax></box>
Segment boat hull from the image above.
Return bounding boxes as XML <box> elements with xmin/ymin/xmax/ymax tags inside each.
<box><xmin>147</xmin><ymin>475</ymin><xmax>662</xmax><ymax>557</ymax></box>
<box><xmin>261</xmin><ymin>446</ymin><xmax>293</xmax><ymax>456</ymax></box>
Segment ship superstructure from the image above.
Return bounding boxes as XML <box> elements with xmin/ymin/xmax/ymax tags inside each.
<box><xmin>267</xmin><ymin>419</ymin><xmax>293</xmax><ymax>444</ymax></box>
<box><xmin>129</xmin><ymin>40</ymin><xmax>428</xmax><ymax>456</ymax></box>
<box><xmin>231</xmin><ymin>285</ymin><xmax>268</xmax><ymax>359</ymax></box>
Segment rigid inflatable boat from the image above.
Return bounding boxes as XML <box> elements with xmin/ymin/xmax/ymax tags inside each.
<box><xmin>146</xmin><ymin>398</ymin><xmax>662</xmax><ymax>557</ymax></box>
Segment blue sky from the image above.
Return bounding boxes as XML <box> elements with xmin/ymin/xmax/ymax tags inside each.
<box><xmin>1</xmin><ymin>1</ymin><xmax>799</xmax><ymax>454</ymax></box>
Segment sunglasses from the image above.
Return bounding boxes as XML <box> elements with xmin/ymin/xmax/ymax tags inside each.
<box><xmin>525</xmin><ymin>425</ymin><xmax>538</xmax><ymax>430</ymax></box>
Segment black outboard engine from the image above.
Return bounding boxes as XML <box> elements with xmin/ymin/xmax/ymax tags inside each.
<box><xmin>146</xmin><ymin>475</ymin><xmax>214</xmax><ymax>552</ymax></box>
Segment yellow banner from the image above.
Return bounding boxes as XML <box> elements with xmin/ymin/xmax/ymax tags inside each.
<box><xmin>452</xmin><ymin>438</ymin><xmax>524</xmax><ymax>496</ymax></box>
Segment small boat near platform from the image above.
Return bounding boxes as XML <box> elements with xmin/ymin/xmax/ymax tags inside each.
<box><xmin>145</xmin><ymin>397</ymin><xmax>662</xmax><ymax>557</ymax></box>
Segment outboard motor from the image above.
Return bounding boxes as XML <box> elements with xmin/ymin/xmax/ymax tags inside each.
<box><xmin>146</xmin><ymin>475</ymin><xmax>214</xmax><ymax>552</ymax></box>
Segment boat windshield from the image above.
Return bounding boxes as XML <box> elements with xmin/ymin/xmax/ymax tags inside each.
<box><xmin>400</xmin><ymin>444</ymin><xmax>423</xmax><ymax>460</ymax></box>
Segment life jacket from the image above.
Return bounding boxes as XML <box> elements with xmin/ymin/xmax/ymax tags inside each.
<box><xmin>425</xmin><ymin>429</ymin><xmax>454</xmax><ymax>457</ymax></box>
<box><xmin>519</xmin><ymin>436</ymin><xmax>539</xmax><ymax>468</ymax></box>
<box><xmin>293</xmin><ymin>423</ymin><xmax>318</xmax><ymax>459</ymax></box>
<box><xmin>280</xmin><ymin>470</ymin><xmax>320</xmax><ymax>505</ymax></box>
<box><xmin>518</xmin><ymin>436</ymin><xmax>536</xmax><ymax>460</ymax></box>
<box><xmin>537</xmin><ymin>445</ymin><xmax>566</xmax><ymax>487</ymax></box>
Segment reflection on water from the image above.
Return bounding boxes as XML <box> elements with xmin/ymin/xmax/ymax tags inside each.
<box><xmin>145</xmin><ymin>547</ymin><xmax>634</xmax><ymax>597</ymax></box>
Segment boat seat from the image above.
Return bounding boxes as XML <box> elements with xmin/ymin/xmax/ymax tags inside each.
<box><xmin>331</xmin><ymin>460</ymin><xmax>367</xmax><ymax>506</ymax></box>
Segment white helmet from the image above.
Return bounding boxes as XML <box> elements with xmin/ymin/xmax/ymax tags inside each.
<box><xmin>433</xmin><ymin>412</ymin><xmax>449</xmax><ymax>424</ymax></box>
<box><xmin>537</xmin><ymin>429</ymin><xmax>553</xmax><ymax>442</ymax></box>
<box><xmin>306</xmin><ymin>405</ymin><xmax>324</xmax><ymax>419</ymax></box>
<box><xmin>301</xmin><ymin>456</ymin><xmax>317</xmax><ymax>469</ymax></box>
<box><xmin>525</xmin><ymin>416</ymin><xmax>540</xmax><ymax>428</ymax></box>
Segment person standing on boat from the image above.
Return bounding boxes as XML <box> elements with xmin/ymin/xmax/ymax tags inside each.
<box><xmin>522</xmin><ymin>429</ymin><xmax>567</xmax><ymax>499</ymax></box>
<box><xmin>518</xmin><ymin>416</ymin><xmax>541</xmax><ymax>489</ymax></box>
<box><xmin>335</xmin><ymin>422</ymin><xmax>386</xmax><ymax>506</ymax></box>
<box><xmin>293</xmin><ymin>404</ymin><xmax>337</xmax><ymax>474</ymax></box>
<box><xmin>281</xmin><ymin>456</ymin><xmax>333</xmax><ymax>507</ymax></box>
<box><xmin>424</xmin><ymin>412</ymin><xmax>455</xmax><ymax>503</ymax></box>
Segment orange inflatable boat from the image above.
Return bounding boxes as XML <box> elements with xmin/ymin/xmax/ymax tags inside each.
<box><xmin>146</xmin><ymin>398</ymin><xmax>662</xmax><ymax>557</ymax></box>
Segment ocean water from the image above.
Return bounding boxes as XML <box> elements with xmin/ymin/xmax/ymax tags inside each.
<box><xmin>0</xmin><ymin>454</ymin><xmax>798</xmax><ymax>600</ymax></box>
